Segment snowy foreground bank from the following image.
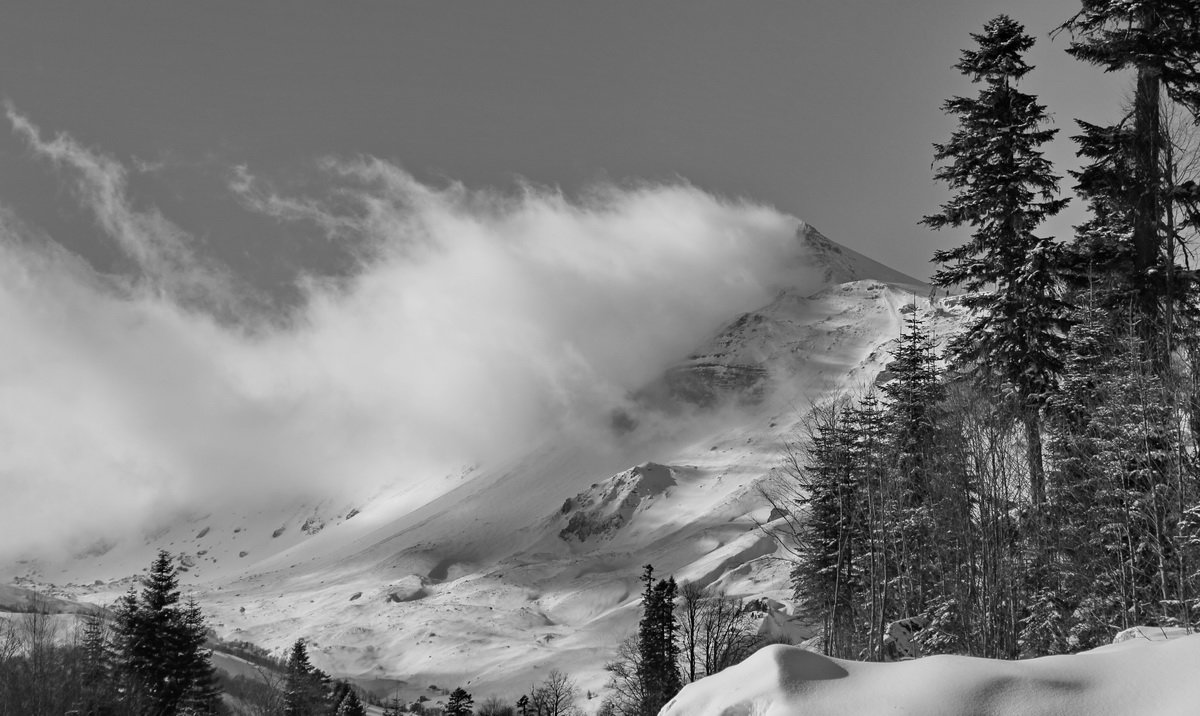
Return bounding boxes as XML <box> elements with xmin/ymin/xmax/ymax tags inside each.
<box><xmin>661</xmin><ymin>633</ymin><xmax>1200</xmax><ymax>716</ymax></box>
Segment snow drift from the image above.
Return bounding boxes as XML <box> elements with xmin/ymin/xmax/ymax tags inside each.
<box><xmin>661</xmin><ymin>637</ymin><xmax>1200</xmax><ymax>716</ymax></box>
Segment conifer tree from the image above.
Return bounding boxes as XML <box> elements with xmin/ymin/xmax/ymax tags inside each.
<box><xmin>330</xmin><ymin>681</ymin><xmax>367</xmax><ymax>716</ymax></box>
<box><xmin>847</xmin><ymin>392</ymin><xmax>892</xmax><ymax>660</ymax></box>
<box><xmin>636</xmin><ymin>565</ymin><xmax>681</xmax><ymax>716</ymax></box>
<box><xmin>114</xmin><ymin>552</ymin><xmax>179</xmax><ymax>711</ymax></box>
<box><xmin>283</xmin><ymin>638</ymin><xmax>330</xmax><ymax>716</ymax></box>
<box><xmin>922</xmin><ymin>15</ymin><xmax>1069</xmax><ymax>507</ymax></box>
<box><xmin>881</xmin><ymin>310</ymin><xmax>946</xmax><ymax>508</ymax></box>
<box><xmin>655</xmin><ymin>578</ymin><xmax>682</xmax><ymax>700</ymax></box>
<box><xmin>1039</xmin><ymin>299</ymin><xmax>1129</xmax><ymax>651</ymax></box>
<box><xmin>176</xmin><ymin>599</ymin><xmax>220</xmax><ymax>715</ymax></box>
<box><xmin>1038</xmin><ymin>284</ymin><xmax>1200</xmax><ymax>646</ymax></box>
<box><xmin>1060</xmin><ymin>0</ymin><xmax>1200</xmax><ymax>356</ymax></box>
<box><xmin>788</xmin><ymin>398</ymin><xmax>871</xmax><ymax>658</ymax></box>
<box><xmin>446</xmin><ymin>686</ymin><xmax>475</xmax><ymax>716</ymax></box>
<box><xmin>1057</xmin><ymin>3</ymin><xmax>1200</xmax><ymax>630</ymax></box>
<box><xmin>879</xmin><ymin>311</ymin><xmax>953</xmax><ymax>641</ymax></box>
<box><xmin>113</xmin><ymin>550</ymin><xmax>220</xmax><ymax>715</ymax></box>
<box><xmin>74</xmin><ymin>609</ymin><xmax>119</xmax><ymax>715</ymax></box>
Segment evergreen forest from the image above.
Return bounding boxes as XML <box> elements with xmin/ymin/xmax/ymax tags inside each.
<box><xmin>775</xmin><ymin>4</ymin><xmax>1200</xmax><ymax>662</ymax></box>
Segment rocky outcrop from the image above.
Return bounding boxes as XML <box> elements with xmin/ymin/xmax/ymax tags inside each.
<box><xmin>558</xmin><ymin>463</ymin><xmax>677</xmax><ymax>543</ymax></box>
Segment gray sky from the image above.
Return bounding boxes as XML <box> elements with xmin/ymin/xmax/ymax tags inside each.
<box><xmin>1</xmin><ymin>0</ymin><xmax>1126</xmax><ymax>283</ymax></box>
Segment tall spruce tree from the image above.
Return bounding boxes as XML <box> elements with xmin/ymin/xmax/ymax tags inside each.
<box><xmin>636</xmin><ymin>565</ymin><xmax>681</xmax><ymax>716</ymax></box>
<box><xmin>113</xmin><ymin>550</ymin><xmax>220</xmax><ymax>715</ymax></box>
<box><xmin>1060</xmin><ymin>0</ymin><xmax>1200</xmax><ymax>358</ymax></box>
<box><xmin>655</xmin><ymin>577</ymin><xmax>682</xmax><ymax>701</ymax></box>
<box><xmin>922</xmin><ymin>15</ymin><xmax>1069</xmax><ymax>508</ymax></box>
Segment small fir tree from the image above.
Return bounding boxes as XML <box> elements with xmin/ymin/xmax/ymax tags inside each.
<box><xmin>446</xmin><ymin>686</ymin><xmax>475</xmax><ymax>716</ymax></box>
<box><xmin>332</xmin><ymin>682</ymin><xmax>367</xmax><ymax>716</ymax></box>
<box><xmin>283</xmin><ymin>638</ymin><xmax>330</xmax><ymax>716</ymax></box>
<box><xmin>77</xmin><ymin>610</ymin><xmax>117</xmax><ymax>714</ymax></box>
<box><xmin>176</xmin><ymin>599</ymin><xmax>220</xmax><ymax>715</ymax></box>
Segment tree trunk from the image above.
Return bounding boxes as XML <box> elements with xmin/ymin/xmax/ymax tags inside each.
<box><xmin>1133</xmin><ymin>53</ymin><xmax>1162</xmax><ymax>359</ymax></box>
<box><xmin>1024</xmin><ymin>409</ymin><xmax>1044</xmax><ymax>509</ymax></box>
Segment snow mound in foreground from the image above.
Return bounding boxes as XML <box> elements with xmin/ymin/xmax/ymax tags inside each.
<box><xmin>661</xmin><ymin>636</ymin><xmax>1200</xmax><ymax>716</ymax></box>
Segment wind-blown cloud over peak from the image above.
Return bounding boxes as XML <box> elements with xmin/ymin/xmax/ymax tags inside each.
<box><xmin>0</xmin><ymin>109</ymin><xmax>825</xmax><ymax>562</ymax></box>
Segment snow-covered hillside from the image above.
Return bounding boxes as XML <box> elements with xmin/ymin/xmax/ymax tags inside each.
<box><xmin>5</xmin><ymin>225</ymin><xmax>957</xmax><ymax>702</ymax></box>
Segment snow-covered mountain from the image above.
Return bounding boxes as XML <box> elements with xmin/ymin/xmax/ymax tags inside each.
<box><xmin>4</xmin><ymin>225</ymin><xmax>964</xmax><ymax>702</ymax></box>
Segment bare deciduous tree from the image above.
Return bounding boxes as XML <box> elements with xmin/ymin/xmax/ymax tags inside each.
<box><xmin>529</xmin><ymin>669</ymin><xmax>581</xmax><ymax>716</ymax></box>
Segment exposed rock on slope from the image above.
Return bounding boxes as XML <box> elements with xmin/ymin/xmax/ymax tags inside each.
<box><xmin>558</xmin><ymin>463</ymin><xmax>679</xmax><ymax>542</ymax></box>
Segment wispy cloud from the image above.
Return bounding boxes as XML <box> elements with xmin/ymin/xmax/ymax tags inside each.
<box><xmin>0</xmin><ymin>108</ymin><xmax>822</xmax><ymax>562</ymax></box>
<box><xmin>6</xmin><ymin>104</ymin><xmax>237</xmax><ymax>311</ymax></box>
<box><xmin>230</xmin><ymin>163</ymin><xmax>363</xmax><ymax>243</ymax></box>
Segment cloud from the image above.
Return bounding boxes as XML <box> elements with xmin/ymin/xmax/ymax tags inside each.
<box><xmin>0</xmin><ymin>111</ymin><xmax>823</xmax><ymax>563</ymax></box>
<box><xmin>6</xmin><ymin>104</ymin><xmax>239</xmax><ymax>313</ymax></box>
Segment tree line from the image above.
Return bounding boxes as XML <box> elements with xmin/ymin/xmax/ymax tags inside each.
<box><xmin>775</xmin><ymin>3</ymin><xmax>1200</xmax><ymax>660</ymax></box>
<box><xmin>1</xmin><ymin>550</ymin><xmax>219</xmax><ymax>716</ymax></box>
<box><xmin>3</xmin><ymin>554</ymin><xmax>725</xmax><ymax>716</ymax></box>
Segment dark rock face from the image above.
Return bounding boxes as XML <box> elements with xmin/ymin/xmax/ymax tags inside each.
<box><xmin>660</xmin><ymin>362</ymin><xmax>769</xmax><ymax>408</ymax></box>
<box><xmin>558</xmin><ymin>463</ymin><xmax>676</xmax><ymax>543</ymax></box>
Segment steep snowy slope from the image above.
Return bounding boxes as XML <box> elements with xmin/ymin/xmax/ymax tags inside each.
<box><xmin>5</xmin><ymin>225</ymin><xmax>958</xmax><ymax>702</ymax></box>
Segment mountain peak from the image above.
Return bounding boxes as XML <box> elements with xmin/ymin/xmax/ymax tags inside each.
<box><xmin>798</xmin><ymin>223</ymin><xmax>927</xmax><ymax>290</ymax></box>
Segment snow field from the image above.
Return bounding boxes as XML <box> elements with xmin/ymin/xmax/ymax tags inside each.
<box><xmin>662</xmin><ymin>635</ymin><xmax>1200</xmax><ymax>716</ymax></box>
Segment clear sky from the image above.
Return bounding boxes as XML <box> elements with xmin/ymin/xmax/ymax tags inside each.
<box><xmin>1</xmin><ymin>0</ymin><xmax>1126</xmax><ymax>284</ymax></box>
